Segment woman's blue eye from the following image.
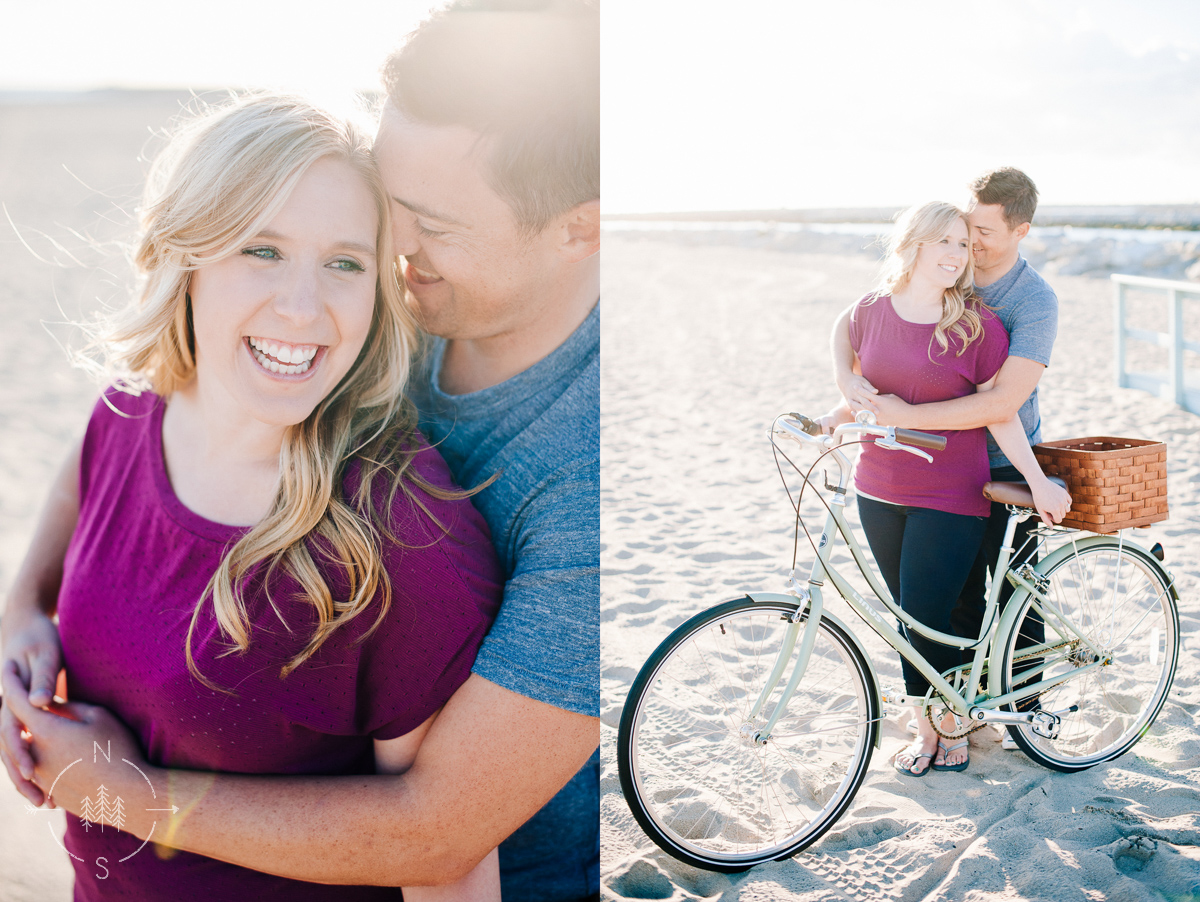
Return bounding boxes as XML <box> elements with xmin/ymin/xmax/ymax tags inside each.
<box><xmin>331</xmin><ymin>258</ymin><xmax>365</xmax><ymax>273</ymax></box>
<box><xmin>243</xmin><ymin>246</ymin><xmax>279</xmax><ymax>260</ymax></box>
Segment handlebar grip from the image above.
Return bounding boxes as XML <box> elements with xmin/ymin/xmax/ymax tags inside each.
<box><xmin>787</xmin><ymin>413</ymin><xmax>824</xmax><ymax>436</ymax></box>
<box><xmin>895</xmin><ymin>428</ymin><xmax>947</xmax><ymax>451</ymax></box>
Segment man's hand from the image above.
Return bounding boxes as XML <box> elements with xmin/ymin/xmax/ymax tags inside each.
<box><xmin>0</xmin><ymin>612</ymin><xmax>64</xmax><ymax>805</ymax></box>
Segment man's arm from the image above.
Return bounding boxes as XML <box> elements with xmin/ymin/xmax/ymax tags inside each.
<box><xmin>372</xmin><ymin>714</ymin><xmax>500</xmax><ymax>897</ymax></box>
<box><xmin>9</xmin><ymin>669</ymin><xmax>597</xmax><ymax>886</ymax></box>
<box><xmin>830</xmin><ymin>304</ymin><xmax>879</xmax><ymax>413</ymax></box>
<box><xmin>871</xmin><ymin>355</ymin><xmax>1045</xmax><ymax>430</ymax></box>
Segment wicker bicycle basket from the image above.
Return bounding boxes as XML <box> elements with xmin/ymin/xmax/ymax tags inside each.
<box><xmin>1032</xmin><ymin>437</ymin><xmax>1169</xmax><ymax>533</ymax></box>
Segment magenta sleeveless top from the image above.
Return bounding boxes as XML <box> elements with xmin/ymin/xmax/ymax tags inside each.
<box><xmin>849</xmin><ymin>295</ymin><xmax>1010</xmax><ymax>516</ymax></box>
<box><xmin>57</xmin><ymin>390</ymin><xmax>502</xmax><ymax>900</ymax></box>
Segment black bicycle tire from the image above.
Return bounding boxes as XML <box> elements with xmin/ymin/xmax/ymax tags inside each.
<box><xmin>998</xmin><ymin>541</ymin><xmax>1179</xmax><ymax>772</ymax></box>
<box><xmin>617</xmin><ymin>597</ymin><xmax>879</xmax><ymax>872</ymax></box>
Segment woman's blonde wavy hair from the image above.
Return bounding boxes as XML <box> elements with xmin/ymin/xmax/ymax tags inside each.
<box><xmin>84</xmin><ymin>93</ymin><xmax>446</xmax><ymax>687</ymax></box>
<box><xmin>872</xmin><ymin>201</ymin><xmax>983</xmax><ymax>357</ymax></box>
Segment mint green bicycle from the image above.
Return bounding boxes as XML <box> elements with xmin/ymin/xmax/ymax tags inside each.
<box><xmin>617</xmin><ymin>413</ymin><xmax>1180</xmax><ymax>872</ymax></box>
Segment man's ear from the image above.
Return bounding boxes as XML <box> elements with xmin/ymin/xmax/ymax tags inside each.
<box><xmin>557</xmin><ymin>199</ymin><xmax>600</xmax><ymax>262</ymax></box>
<box><xmin>1014</xmin><ymin>221</ymin><xmax>1031</xmax><ymax>241</ymax></box>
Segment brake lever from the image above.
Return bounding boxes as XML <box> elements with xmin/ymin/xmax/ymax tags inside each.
<box><xmin>874</xmin><ymin>428</ymin><xmax>934</xmax><ymax>463</ymax></box>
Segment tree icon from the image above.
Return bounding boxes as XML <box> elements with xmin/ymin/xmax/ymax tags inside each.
<box><xmin>108</xmin><ymin>795</ymin><xmax>126</xmax><ymax>831</ymax></box>
<box><xmin>79</xmin><ymin>794</ymin><xmax>98</xmax><ymax>831</ymax></box>
<box><xmin>79</xmin><ymin>785</ymin><xmax>126</xmax><ymax>832</ymax></box>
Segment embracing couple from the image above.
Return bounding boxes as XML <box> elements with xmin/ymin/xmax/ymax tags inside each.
<box><xmin>823</xmin><ymin>168</ymin><xmax>1073</xmax><ymax>778</ymax></box>
<box><xmin>0</xmin><ymin>2</ymin><xmax>599</xmax><ymax>900</ymax></box>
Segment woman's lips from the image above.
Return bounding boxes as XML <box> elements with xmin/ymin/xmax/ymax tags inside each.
<box><xmin>405</xmin><ymin>261</ymin><xmax>443</xmax><ymax>285</ymax></box>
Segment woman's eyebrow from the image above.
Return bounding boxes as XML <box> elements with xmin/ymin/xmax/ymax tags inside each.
<box><xmin>336</xmin><ymin>241</ymin><xmax>377</xmax><ymax>256</ymax></box>
<box><xmin>391</xmin><ymin>196</ymin><xmax>465</xmax><ymax>227</ymax></box>
<box><xmin>253</xmin><ymin>229</ymin><xmax>375</xmax><ymax>256</ymax></box>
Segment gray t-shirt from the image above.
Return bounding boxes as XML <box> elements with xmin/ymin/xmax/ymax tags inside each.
<box><xmin>409</xmin><ymin>304</ymin><xmax>599</xmax><ymax>901</ymax></box>
<box><xmin>976</xmin><ymin>256</ymin><xmax>1058</xmax><ymax>468</ymax></box>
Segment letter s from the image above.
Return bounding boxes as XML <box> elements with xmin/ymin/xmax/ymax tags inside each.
<box><xmin>95</xmin><ymin>857</ymin><xmax>109</xmax><ymax>880</ymax></box>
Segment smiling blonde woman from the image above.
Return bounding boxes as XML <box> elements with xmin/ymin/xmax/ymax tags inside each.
<box><xmin>0</xmin><ymin>93</ymin><xmax>504</xmax><ymax>900</ymax></box>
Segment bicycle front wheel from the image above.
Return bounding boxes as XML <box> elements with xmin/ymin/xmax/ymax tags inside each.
<box><xmin>617</xmin><ymin>598</ymin><xmax>878</xmax><ymax>872</ymax></box>
<box><xmin>999</xmin><ymin>541</ymin><xmax>1179</xmax><ymax>772</ymax></box>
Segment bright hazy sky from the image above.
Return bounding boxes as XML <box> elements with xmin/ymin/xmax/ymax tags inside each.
<box><xmin>0</xmin><ymin>1</ymin><xmax>442</xmax><ymax>99</ymax></box>
<box><xmin>2</xmin><ymin>1</ymin><xmax>1197</xmax><ymax>212</ymax></box>
<box><xmin>602</xmin><ymin>0</ymin><xmax>1200</xmax><ymax>211</ymax></box>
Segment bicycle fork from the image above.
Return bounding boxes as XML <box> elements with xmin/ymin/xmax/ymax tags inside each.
<box><xmin>742</xmin><ymin>587</ymin><xmax>826</xmax><ymax>746</ymax></box>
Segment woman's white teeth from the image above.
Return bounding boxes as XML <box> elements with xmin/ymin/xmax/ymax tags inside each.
<box><xmin>248</xmin><ymin>337</ymin><xmax>318</xmax><ymax>373</ymax></box>
<box><xmin>252</xmin><ymin>347</ymin><xmax>311</xmax><ymax>375</ymax></box>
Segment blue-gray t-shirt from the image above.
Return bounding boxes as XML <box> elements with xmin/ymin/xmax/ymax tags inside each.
<box><xmin>976</xmin><ymin>256</ymin><xmax>1058</xmax><ymax>468</ymax></box>
<box><xmin>409</xmin><ymin>304</ymin><xmax>600</xmax><ymax>902</ymax></box>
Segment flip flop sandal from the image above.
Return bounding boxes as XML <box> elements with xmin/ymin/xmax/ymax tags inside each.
<box><xmin>933</xmin><ymin>738</ymin><xmax>970</xmax><ymax>772</ymax></box>
<box><xmin>893</xmin><ymin>743</ymin><xmax>934</xmax><ymax>778</ymax></box>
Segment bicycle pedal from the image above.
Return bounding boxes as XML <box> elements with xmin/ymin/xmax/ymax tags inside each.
<box><xmin>1031</xmin><ymin>711</ymin><xmax>1061</xmax><ymax>739</ymax></box>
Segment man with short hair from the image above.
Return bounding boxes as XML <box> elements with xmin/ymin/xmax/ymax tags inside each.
<box><xmin>832</xmin><ymin>167</ymin><xmax>1061</xmax><ymax>756</ymax></box>
<box><xmin>0</xmin><ymin>2</ymin><xmax>600</xmax><ymax>899</ymax></box>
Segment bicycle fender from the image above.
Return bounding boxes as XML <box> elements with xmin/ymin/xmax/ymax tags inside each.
<box><xmin>745</xmin><ymin>591</ymin><xmax>884</xmax><ymax>749</ymax></box>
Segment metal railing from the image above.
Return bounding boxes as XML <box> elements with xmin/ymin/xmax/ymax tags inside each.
<box><xmin>1112</xmin><ymin>274</ymin><xmax>1200</xmax><ymax>414</ymax></box>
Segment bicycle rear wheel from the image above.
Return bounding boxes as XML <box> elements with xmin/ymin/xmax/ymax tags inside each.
<box><xmin>999</xmin><ymin>541</ymin><xmax>1179</xmax><ymax>772</ymax></box>
<box><xmin>617</xmin><ymin>598</ymin><xmax>878</xmax><ymax>872</ymax></box>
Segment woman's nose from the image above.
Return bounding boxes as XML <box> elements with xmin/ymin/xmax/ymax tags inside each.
<box><xmin>272</xmin><ymin>263</ymin><xmax>322</xmax><ymax>324</ymax></box>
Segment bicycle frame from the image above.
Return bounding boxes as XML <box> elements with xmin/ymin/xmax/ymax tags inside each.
<box><xmin>749</xmin><ymin>421</ymin><xmax>1140</xmax><ymax>742</ymax></box>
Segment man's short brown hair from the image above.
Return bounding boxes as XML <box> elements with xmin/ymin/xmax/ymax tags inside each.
<box><xmin>382</xmin><ymin>0</ymin><xmax>599</xmax><ymax>236</ymax></box>
<box><xmin>970</xmin><ymin>167</ymin><xmax>1039</xmax><ymax>229</ymax></box>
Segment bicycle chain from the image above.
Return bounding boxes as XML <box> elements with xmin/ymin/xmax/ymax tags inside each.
<box><xmin>926</xmin><ymin>638</ymin><xmax>1079</xmax><ymax>740</ymax></box>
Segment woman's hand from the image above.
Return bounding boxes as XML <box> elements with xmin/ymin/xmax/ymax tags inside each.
<box><xmin>1030</xmin><ymin>477</ymin><xmax>1073</xmax><ymax>527</ymax></box>
<box><xmin>0</xmin><ymin>663</ymin><xmax>155</xmax><ymax>836</ymax></box>
<box><xmin>0</xmin><ymin>611</ymin><xmax>64</xmax><ymax>805</ymax></box>
<box><xmin>840</xmin><ymin>374</ymin><xmax>880</xmax><ymax>415</ymax></box>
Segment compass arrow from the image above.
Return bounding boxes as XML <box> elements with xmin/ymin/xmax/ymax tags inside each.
<box><xmin>23</xmin><ymin>803</ymin><xmax>58</xmax><ymax>814</ymax></box>
<box><xmin>145</xmin><ymin>806</ymin><xmax>179</xmax><ymax>814</ymax></box>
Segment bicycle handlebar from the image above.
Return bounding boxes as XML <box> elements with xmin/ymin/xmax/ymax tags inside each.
<box><xmin>777</xmin><ymin>413</ymin><xmax>945</xmax><ymax>454</ymax></box>
<box><xmin>893</xmin><ymin>428</ymin><xmax>947</xmax><ymax>451</ymax></box>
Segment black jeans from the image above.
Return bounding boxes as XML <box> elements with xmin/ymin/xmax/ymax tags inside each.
<box><xmin>948</xmin><ymin>464</ymin><xmax>1046</xmax><ymax>708</ymax></box>
<box><xmin>857</xmin><ymin>496</ymin><xmax>988</xmax><ymax>696</ymax></box>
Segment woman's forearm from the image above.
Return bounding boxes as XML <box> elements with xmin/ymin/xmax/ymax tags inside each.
<box><xmin>986</xmin><ymin>416</ymin><xmax>1044</xmax><ymax>486</ymax></box>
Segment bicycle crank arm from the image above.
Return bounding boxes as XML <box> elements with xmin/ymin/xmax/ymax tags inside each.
<box><xmin>968</xmin><ymin>705</ymin><xmax>1078</xmax><ymax>738</ymax></box>
<box><xmin>881</xmin><ymin>688</ymin><xmax>931</xmax><ymax>708</ymax></box>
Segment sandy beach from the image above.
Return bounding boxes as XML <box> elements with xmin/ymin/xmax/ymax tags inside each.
<box><xmin>600</xmin><ymin>231</ymin><xmax>1200</xmax><ymax>900</ymax></box>
<box><xmin>0</xmin><ymin>90</ymin><xmax>209</xmax><ymax>902</ymax></box>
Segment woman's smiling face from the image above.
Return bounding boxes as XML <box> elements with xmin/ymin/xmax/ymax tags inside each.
<box><xmin>914</xmin><ymin>215</ymin><xmax>970</xmax><ymax>291</ymax></box>
<box><xmin>186</xmin><ymin>155</ymin><xmax>379</xmax><ymax>429</ymax></box>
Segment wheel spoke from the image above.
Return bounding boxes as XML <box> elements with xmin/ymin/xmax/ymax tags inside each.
<box><xmin>1001</xmin><ymin>544</ymin><xmax>1177</xmax><ymax>771</ymax></box>
<box><xmin>619</xmin><ymin>601</ymin><xmax>878</xmax><ymax>869</ymax></box>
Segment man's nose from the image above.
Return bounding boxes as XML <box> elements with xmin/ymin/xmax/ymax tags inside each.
<box><xmin>391</xmin><ymin>212</ymin><xmax>421</xmax><ymax>258</ymax></box>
